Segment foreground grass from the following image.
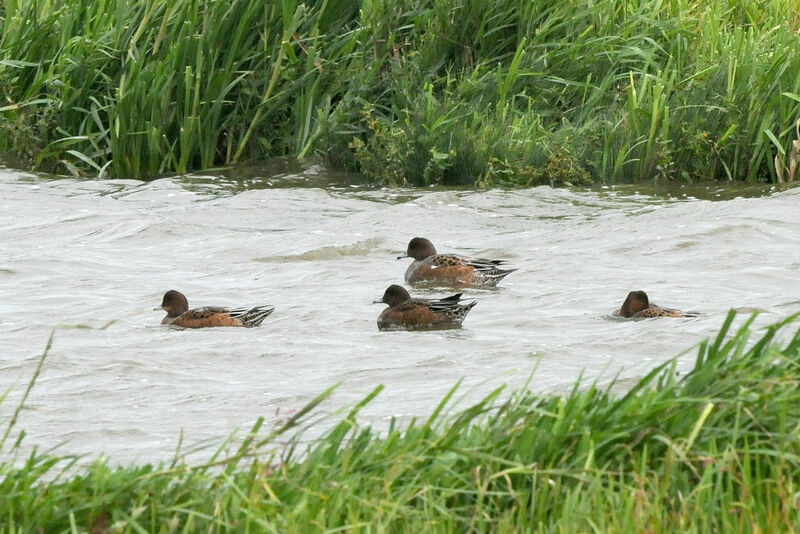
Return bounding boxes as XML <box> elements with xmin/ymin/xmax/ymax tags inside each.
<box><xmin>2</xmin><ymin>310</ymin><xmax>800</xmax><ymax>532</ymax></box>
<box><xmin>1</xmin><ymin>0</ymin><xmax>800</xmax><ymax>184</ymax></box>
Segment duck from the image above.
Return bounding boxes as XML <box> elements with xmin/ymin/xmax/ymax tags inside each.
<box><xmin>398</xmin><ymin>237</ymin><xmax>515</xmax><ymax>286</ymax></box>
<box><xmin>157</xmin><ymin>290</ymin><xmax>274</xmax><ymax>328</ymax></box>
<box><xmin>616</xmin><ymin>290</ymin><xmax>695</xmax><ymax>319</ymax></box>
<box><xmin>374</xmin><ymin>284</ymin><xmax>476</xmax><ymax>331</ymax></box>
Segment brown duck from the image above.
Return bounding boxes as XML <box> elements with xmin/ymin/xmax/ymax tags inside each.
<box><xmin>616</xmin><ymin>290</ymin><xmax>695</xmax><ymax>319</ymax></box>
<box><xmin>398</xmin><ymin>237</ymin><xmax>515</xmax><ymax>286</ymax></box>
<box><xmin>374</xmin><ymin>284</ymin><xmax>477</xmax><ymax>331</ymax></box>
<box><xmin>157</xmin><ymin>290</ymin><xmax>274</xmax><ymax>328</ymax></box>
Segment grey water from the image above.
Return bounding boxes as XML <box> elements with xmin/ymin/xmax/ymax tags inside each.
<box><xmin>1</xmin><ymin>159</ymin><xmax>799</xmax><ymax>464</ymax></box>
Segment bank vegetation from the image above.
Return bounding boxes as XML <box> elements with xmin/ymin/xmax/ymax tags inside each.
<box><xmin>1</xmin><ymin>0</ymin><xmax>800</xmax><ymax>185</ymax></box>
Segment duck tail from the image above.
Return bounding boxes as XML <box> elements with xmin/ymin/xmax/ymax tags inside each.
<box><xmin>237</xmin><ymin>305</ymin><xmax>275</xmax><ymax>327</ymax></box>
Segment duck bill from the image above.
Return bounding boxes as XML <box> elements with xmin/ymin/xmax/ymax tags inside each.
<box><xmin>396</xmin><ymin>253</ymin><xmax>409</xmax><ymax>259</ymax></box>
<box><xmin>153</xmin><ymin>305</ymin><xmax>164</xmax><ymax>311</ymax></box>
<box><xmin>372</xmin><ymin>299</ymin><xmax>385</xmax><ymax>304</ymax></box>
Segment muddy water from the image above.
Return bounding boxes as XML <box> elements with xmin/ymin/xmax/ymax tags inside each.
<box><xmin>1</xmin><ymin>159</ymin><xmax>799</xmax><ymax>464</ymax></box>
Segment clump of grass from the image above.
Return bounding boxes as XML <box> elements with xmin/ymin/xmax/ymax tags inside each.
<box><xmin>342</xmin><ymin>0</ymin><xmax>800</xmax><ymax>185</ymax></box>
<box><xmin>0</xmin><ymin>0</ymin><xmax>360</xmax><ymax>178</ymax></box>
<box><xmin>2</xmin><ymin>0</ymin><xmax>800</xmax><ymax>184</ymax></box>
<box><xmin>3</xmin><ymin>310</ymin><xmax>800</xmax><ymax>531</ymax></box>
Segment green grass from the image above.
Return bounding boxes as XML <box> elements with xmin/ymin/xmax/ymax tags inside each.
<box><xmin>3</xmin><ymin>310</ymin><xmax>800</xmax><ymax>532</ymax></box>
<box><xmin>1</xmin><ymin>0</ymin><xmax>800</xmax><ymax>184</ymax></box>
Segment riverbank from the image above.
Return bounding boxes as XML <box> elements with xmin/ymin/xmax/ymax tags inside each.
<box><xmin>2</xmin><ymin>311</ymin><xmax>799</xmax><ymax>531</ymax></box>
<box><xmin>2</xmin><ymin>0</ymin><xmax>799</xmax><ymax>184</ymax></box>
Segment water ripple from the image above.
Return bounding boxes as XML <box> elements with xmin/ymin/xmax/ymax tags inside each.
<box><xmin>1</xmin><ymin>166</ymin><xmax>799</xmax><ymax>464</ymax></box>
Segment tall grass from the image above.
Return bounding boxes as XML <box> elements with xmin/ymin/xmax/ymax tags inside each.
<box><xmin>1</xmin><ymin>0</ymin><xmax>800</xmax><ymax>184</ymax></box>
<box><xmin>0</xmin><ymin>0</ymin><xmax>360</xmax><ymax>178</ymax></box>
<box><xmin>2</xmin><ymin>310</ymin><xmax>800</xmax><ymax>531</ymax></box>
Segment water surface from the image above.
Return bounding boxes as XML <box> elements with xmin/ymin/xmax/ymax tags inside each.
<box><xmin>1</xmin><ymin>160</ymin><xmax>799</xmax><ymax>464</ymax></box>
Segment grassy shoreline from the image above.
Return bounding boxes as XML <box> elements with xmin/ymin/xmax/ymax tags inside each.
<box><xmin>2</xmin><ymin>310</ymin><xmax>800</xmax><ymax>531</ymax></box>
<box><xmin>2</xmin><ymin>0</ymin><xmax>800</xmax><ymax>185</ymax></box>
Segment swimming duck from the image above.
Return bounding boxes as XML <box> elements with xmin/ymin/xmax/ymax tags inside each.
<box><xmin>374</xmin><ymin>284</ymin><xmax>477</xmax><ymax>331</ymax></box>
<box><xmin>157</xmin><ymin>290</ymin><xmax>274</xmax><ymax>328</ymax></box>
<box><xmin>398</xmin><ymin>237</ymin><xmax>515</xmax><ymax>286</ymax></box>
<box><xmin>616</xmin><ymin>290</ymin><xmax>694</xmax><ymax>319</ymax></box>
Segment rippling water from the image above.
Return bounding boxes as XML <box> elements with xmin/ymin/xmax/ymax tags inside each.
<box><xmin>1</xmin><ymin>160</ymin><xmax>799</xmax><ymax>464</ymax></box>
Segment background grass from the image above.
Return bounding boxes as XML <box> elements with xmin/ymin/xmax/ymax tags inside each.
<box><xmin>2</xmin><ymin>310</ymin><xmax>800</xmax><ymax>531</ymax></box>
<box><xmin>1</xmin><ymin>0</ymin><xmax>800</xmax><ymax>185</ymax></box>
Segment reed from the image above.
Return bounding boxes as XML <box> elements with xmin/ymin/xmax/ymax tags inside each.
<box><xmin>1</xmin><ymin>0</ymin><xmax>799</xmax><ymax>185</ymax></box>
<box><xmin>2</xmin><ymin>310</ymin><xmax>800</xmax><ymax>531</ymax></box>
